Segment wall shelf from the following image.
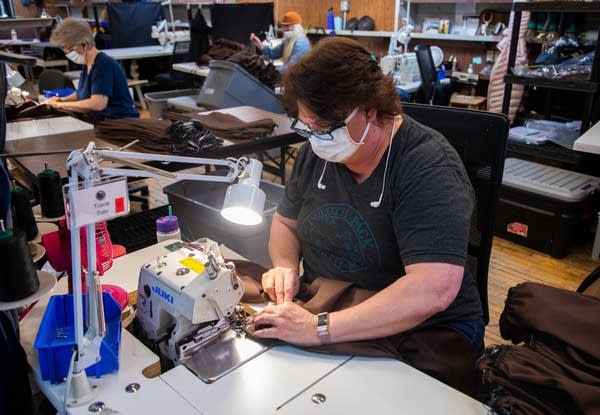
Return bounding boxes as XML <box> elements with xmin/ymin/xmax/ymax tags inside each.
<box><xmin>307</xmin><ymin>29</ymin><xmax>499</xmax><ymax>43</ymax></box>
<box><xmin>0</xmin><ymin>18</ymin><xmax>54</xmax><ymax>30</ymax></box>
<box><xmin>504</xmin><ymin>74</ymin><xmax>599</xmax><ymax>94</ymax></box>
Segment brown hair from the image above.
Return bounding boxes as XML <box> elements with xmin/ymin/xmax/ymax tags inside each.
<box><xmin>280</xmin><ymin>37</ymin><xmax>401</xmax><ymax>125</ymax></box>
<box><xmin>50</xmin><ymin>17</ymin><xmax>95</xmax><ymax>49</ymax></box>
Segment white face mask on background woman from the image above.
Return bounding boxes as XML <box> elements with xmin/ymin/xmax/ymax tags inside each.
<box><xmin>305</xmin><ymin>107</ymin><xmax>371</xmax><ymax>163</ymax></box>
<box><xmin>66</xmin><ymin>50</ymin><xmax>86</xmax><ymax>65</ymax></box>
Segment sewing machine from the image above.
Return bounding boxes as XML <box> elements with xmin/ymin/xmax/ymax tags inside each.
<box><xmin>136</xmin><ymin>238</ymin><xmax>267</xmax><ymax>382</ymax></box>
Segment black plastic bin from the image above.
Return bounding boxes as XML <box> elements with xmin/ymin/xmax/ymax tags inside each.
<box><xmin>164</xmin><ymin>179</ymin><xmax>284</xmax><ymax>268</ymax></box>
<box><xmin>494</xmin><ymin>158</ymin><xmax>600</xmax><ymax>258</ymax></box>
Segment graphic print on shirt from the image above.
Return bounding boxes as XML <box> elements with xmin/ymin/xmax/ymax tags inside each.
<box><xmin>304</xmin><ymin>203</ymin><xmax>380</xmax><ymax>273</ymax></box>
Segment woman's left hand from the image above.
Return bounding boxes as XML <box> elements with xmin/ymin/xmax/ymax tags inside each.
<box><xmin>252</xmin><ymin>302</ymin><xmax>322</xmax><ymax>347</ymax></box>
<box><xmin>45</xmin><ymin>96</ymin><xmax>60</xmax><ymax>108</ymax></box>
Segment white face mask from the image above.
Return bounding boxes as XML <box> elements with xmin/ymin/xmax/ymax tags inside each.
<box><xmin>283</xmin><ymin>30</ymin><xmax>293</xmax><ymax>39</ymax></box>
<box><xmin>66</xmin><ymin>50</ymin><xmax>86</xmax><ymax>65</ymax></box>
<box><xmin>307</xmin><ymin>108</ymin><xmax>371</xmax><ymax>163</ymax></box>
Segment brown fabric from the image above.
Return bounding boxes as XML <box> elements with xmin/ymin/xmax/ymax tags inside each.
<box><xmin>94</xmin><ymin>118</ymin><xmax>223</xmax><ymax>154</ymax></box>
<box><xmin>197</xmin><ymin>39</ymin><xmax>281</xmax><ymax>89</ymax></box>
<box><xmin>477</xmin><ymin>282</ymin><xmax>600</xmax><ymax>415</ymax></box>
<box><xmin>194</xmin><ymin>112</ymin><xmax>277</xmax><ymax>141</ymax></box>
<box><xmin>500</xmin><ymin>282</ymin><xmax>600</xmax><ymax>357</ymax></box>
<box><xmin>6</xmin><ymin>101</ymin><xmax>80</xmax><ymax>121</ymax></box>
<box><xmin>578</xmin><ymin>265</ymin><xmax>600</xmax><ymax>299</ymax></box>
<box><xmin>233</xmin><ymin>259</ymin><xmax>478</xmax><ymax>397</ymax></box>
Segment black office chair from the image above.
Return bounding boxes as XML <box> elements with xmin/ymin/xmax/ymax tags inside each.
<box><xmin>153</xmin><ymin>41</ymin><xmax>194</xmax><ymax>89</ymax></box>
<box><xmin>414</xmin><ymin>45</ymin><xmax>451</xmax><ymax>106</ymax></box>
<box><xmin>38</xmin><ymin>69</ymin><xmax>69</xmax><ymax>94</ymax></box>
<box><xmin>402</xmin><ymin>103</ymin><xmax>509</xmax><ymax>324</ymax></box>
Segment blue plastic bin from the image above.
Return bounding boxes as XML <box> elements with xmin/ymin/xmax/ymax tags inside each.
<box><xmin>43</xmin><ymin>88</ymin><xmax>76</xmax><ymax>98</ymax></box>
<box><xmin>34</xmin><ymin>292</ymin><xmax>122</xmax><ymax>383</ymax></box>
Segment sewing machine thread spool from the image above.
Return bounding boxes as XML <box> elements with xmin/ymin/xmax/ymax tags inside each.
<box><xmin>156</xmin><ymin>206</ymin><xmax>181</xmax><ymax>243</ymax></box>
<box><xmin>0</xmin><ymin>225</ymin><xmax>40</xmax><ymax>302</ymax></box>
<box><xmin>11</xmin><ymin>185</ymin><xmax>38</xmax><ymax>241</ymax></box>
<box><xmin>37</xmin><ymin>163</ymin><xmax>64</xmax><ymax>218</ymax></box>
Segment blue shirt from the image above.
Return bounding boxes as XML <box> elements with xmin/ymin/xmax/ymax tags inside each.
<box><xmin>261</xmin><ymin>36</ymin><xmax>311</xmax><ymax>73</ymax></box>
<box><xmin>77</xmin><ymin>52</ymin><xmax>139</xmax><ymax>120</ymax></box>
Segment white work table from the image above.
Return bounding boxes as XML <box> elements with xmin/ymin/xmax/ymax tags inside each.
<box><xmin>573</xmin><ymin>120</ymin><xmax>600</xmax><ymax>155</ymax></box>
<box><xmin>20</xmin><ymin>241</ymin><xmax>488</xmax><ymax>414</ymax></box>
<box><xmin>6</xmin><ymin>116</ymin><xmax>94</xmax><ymax>141</ymax></box>
<box><xmin>172</xmin><ymin>61</ymin><xmax>210</xmax><ymax>77</ymax></box>
<box><xmin>102</xmin><ymin>44</ymin><xmax>174</xmax><ymax>61</ymax></box>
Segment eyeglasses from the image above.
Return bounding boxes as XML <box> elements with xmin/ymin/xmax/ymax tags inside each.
<box><xmin>290</xmin><ymin>107</ymin><xmax>359</xmax><ymax>141</ymax></box>
<box><xmin>62</xmin><ymin>43</ymin><xmax>84</xmax><ymax>54</ymax></box>
<box><xmin>290</xmin><ymin>118</ymin><xmax>346</xmax><ymax>141</ymax></box>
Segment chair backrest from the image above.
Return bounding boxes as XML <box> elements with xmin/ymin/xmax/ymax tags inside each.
<box><xmin>414</xmin><ymin>45</ymin><xmax>452</xmax><ymax>106</ymax></box>
<box><xmin>38</xmin><ymin>69</ymin><xmax>68</xmax><ymax>93</ymax></box>
<box><xmin>414</xmin><ymin>45</ymin><xmax>437</xmax><ymax>104</ymax></box>
<box><xmin>402</xmin><ymin>103</ymin><xmax>509</xmax><ymax>324</ymax></box>
<box><xmin>172</xmin><ymin>41</ymin><xmax>191</xmax><ymax>65</ymax></box>
<box><xmin>107</xmin><ymin>2</ymin><xmax>162</xmax><ymax>48</ymax></box>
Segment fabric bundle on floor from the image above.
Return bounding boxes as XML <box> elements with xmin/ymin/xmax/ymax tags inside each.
<box><xmin>477</xmin><ymin>282</ymin><xmax>600</xmax><ymax>415</ymax></box>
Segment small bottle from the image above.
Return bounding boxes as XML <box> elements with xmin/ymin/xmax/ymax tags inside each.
<box><xmin>327</xmin><ymin>8</ymin><xmax>335</xmax><ymax>31</ymax></box>
<box><xmin>467</xmin><ymin>63</ymin><xmax>474</xmax><ymax>74</ymax></box>
<box><xmin>11</xmin><ymin>29</ymin><xmax>17</xmax><ymax>41</ymax></box>
<box><xmin>156</xmin><ymin>206</ymin><xmax>181</xmax><ymax>242</ymax></box>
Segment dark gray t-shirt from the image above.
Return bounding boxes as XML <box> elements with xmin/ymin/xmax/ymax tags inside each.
<box><xmin>277</xmin><ymin>115</ymin><xmax>482</xmax><ymax>326</ymax></box>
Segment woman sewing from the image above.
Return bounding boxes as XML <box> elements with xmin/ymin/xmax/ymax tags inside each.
<box><xmin>46</xmin><ymin>18</ymin><xmax>139</xmax><ymax>121</ymax></box>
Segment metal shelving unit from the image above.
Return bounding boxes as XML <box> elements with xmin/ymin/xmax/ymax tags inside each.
<box><xmin>501</xmin><ymin>1</ymin><xmax>600</xmax><ymax>134</ymax></box>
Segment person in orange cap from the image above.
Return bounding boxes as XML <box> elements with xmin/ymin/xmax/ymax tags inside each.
<box><xmin>250</xmin><ymin>11</ymin><xmax>311</xmax><ymax>73</ymax></box>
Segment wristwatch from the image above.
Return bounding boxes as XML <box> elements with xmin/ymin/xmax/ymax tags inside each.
<box><xmin>316</xmin><ymin>312</ymin><xmax>329</xmax><ymax>336</ymax></box>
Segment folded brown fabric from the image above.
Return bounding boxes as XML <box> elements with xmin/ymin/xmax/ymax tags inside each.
<box><xmin>7</xmin><ymin>102</ymin><xmax>80</xmax><ymax>121</ymax></box>
<box><xmin>477</xmin><ymin>282</ymin><xmax>600</xmax><ymax>415</ymax></box>
<box><xmin>195</xmin><ymin>112</ymin><xmax>277</xmax><ymax>141</ymax></box>
<box><xmin>94</xmin><ymin>118</ymin><xmax>223</xmax><ymax>154</ymax></box>
<box><xmin>499</xmin><ymin>282</ymin><xmax>600</xmax><ymax>358</ymax></box>
<box><xmin>233</xmin><ymin>260</ymin><xmax>477</xmax><ymax>397</ymax></box>
<box><xmin>479</xmin><ymin>339</ymin><xmax>600</xmax><ymax>415</ymax></box>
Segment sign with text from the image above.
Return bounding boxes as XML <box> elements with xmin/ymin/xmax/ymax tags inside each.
<box><xmin>64</xmin><ymin>177</ymin><xmax>130</xmax><ymax>229</ymax></box>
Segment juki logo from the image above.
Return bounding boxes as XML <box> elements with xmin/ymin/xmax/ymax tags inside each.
<box><xmin>152</xmin><ymin>285</ymin><xmax>174</xmax><ymax>304</ymax></box>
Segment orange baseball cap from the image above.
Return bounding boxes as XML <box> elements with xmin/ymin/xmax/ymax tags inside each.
<box><xmin>281</xmin><ymin>11</ymin><xmax>302</xmax><ymax>26</ymax></box>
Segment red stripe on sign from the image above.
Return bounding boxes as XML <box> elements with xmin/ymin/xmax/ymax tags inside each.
<box><xmin>115</xmin><ymin>197</ymin><xmax>125</xmax><ymax>213</ymax></box>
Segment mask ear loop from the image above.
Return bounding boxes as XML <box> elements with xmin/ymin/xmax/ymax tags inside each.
<box><xmin>317</xmin><ymin>161</ymin><xmax>328</xmax><ymax>190</ymax></box>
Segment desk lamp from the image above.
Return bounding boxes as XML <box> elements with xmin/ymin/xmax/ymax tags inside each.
<box><xmin>389</xmin><ymin>0</ymin><xmax>413</xmax><ymax>56</ymax></box>
<box><xmin>62</xmin><ymin>141</ymin><xmax>266</xmax><ymax>408</ymax></box>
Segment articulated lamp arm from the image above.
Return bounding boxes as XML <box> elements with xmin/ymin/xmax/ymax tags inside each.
<box><xmin>63</xmin><ymin>141</ymin><xmax>265</xmax><ymax>408</ymax></box>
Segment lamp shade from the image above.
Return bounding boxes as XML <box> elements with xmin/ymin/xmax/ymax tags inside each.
<box><xmin>221</xmin><ymin>183</ymin><xmax>266</xmax><ymax>226</ymax></box>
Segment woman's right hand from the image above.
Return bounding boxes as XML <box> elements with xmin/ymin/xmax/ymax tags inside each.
<box><xmin>261</xmin><ymin>266</ymin><xmax>300</xmax><ymax>304</ymax></box>
<box><xmin>249</xmin><ymin>33</ymin><xmax>262</xmax><ymax>49</ymax></box>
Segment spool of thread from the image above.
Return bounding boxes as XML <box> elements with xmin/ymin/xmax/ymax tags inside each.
<box><xmin>37</xmin><ymin>165</ymin><xmax>65</xmax><ymax>218</ymax></box>
<box><xmin>0</xmin><ymin>226</ymin><xmax>40</xmax><ymax>302</ymax></box>
<box><xmin>11</xmin><ymin>186</ymin><xmax>38</xmax><ymax>241</ymax></box>
<box><xmin>156</xmin><ymin>206</ymin><xmax>181</xmax><ymax>242</ymax></box>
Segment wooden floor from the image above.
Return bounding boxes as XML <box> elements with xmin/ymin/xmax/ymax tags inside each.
<box><xmin>136</xmin><ymin>109</ymin><xmax>599</xmax><ymax>348</ymax></box>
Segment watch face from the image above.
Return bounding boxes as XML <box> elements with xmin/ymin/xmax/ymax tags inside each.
<box><xmin>317</xmin><ymin>312</ymin><xmax>329</xmax><ymax>335</ymax></box>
